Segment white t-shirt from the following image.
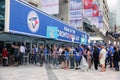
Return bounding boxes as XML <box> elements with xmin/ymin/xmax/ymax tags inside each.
<box><xmin>20</xmin><ymin>46</ymin><xmax>25</xmax><ymax>53</ymax></box>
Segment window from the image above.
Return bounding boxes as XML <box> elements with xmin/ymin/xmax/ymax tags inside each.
<box><xmin>0</xmin><ymin>0</ymin><xmax>5</xmax><ymax>31</ymax></box>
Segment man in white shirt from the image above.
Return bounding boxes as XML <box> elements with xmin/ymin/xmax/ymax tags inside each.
<box><xmin>19</xmin><ymin>44</ymin><xmax>25</xmax><ymax>65</ymax></box>
<box><xmin>99</xmin><ymin>45</ymin><xmax>106</xmax><ymax>72</ymax></box>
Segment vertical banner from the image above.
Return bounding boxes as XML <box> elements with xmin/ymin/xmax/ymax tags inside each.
<box><xmin>98</xmin><ymin>10</ymin><xmax>103</xmax><ymax>29</ymax></box>
<box><xmin>91</xmin><ymin>17</ymin><xmax>98</xmax><ymax>27</ymax></box>
<box><xmin>84</xmin><ymin>0</ymin><xmax>93</xmax><ymax>9</ymax></box>
<box><xmin>91</xmin><ymin>1</ymin><xmax>99</xmax><ymax>28</ymax></box>
<box><xmin>70</xmin><ymin>19</ymin><xmax>82</xmax><ymax>28</ymax></box>
<box><xmin>83</xmin><ymin>0</ymin><xmax>93</xmax><ymax>17</ymax></box>
<box><xmin>70</xmin><ymin>0</ymin><xmax>82</xmax><ymax>28</ymax></box>
<box><xmin>41</xmin><ymin>0</ymin><xmax>59</xmax><ymax>14</ymax></box>
<box><xmin>92</xmin><ymin>2</ymin><xmax>99</xmax><ymax>17</ymax></box>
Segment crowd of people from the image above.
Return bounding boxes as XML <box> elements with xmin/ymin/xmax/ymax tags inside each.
<box><xmin>1</xmin><ymin>43</ymin><xmax>120</xmax><ymax>72</ymax></box>
<box><xmin>1</xmin><ymin>43</ymin><xmax>26</xmax><ymax>67</ymax></box>
<box><xmin>106</xmin><ymin>31</ymin><xmax>120</xmax><ymax>39</ymax></box>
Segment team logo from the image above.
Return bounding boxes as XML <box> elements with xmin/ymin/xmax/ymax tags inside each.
<box><xmin>27</xmin><ymin>11</ymin><xmax>39</xmax><ymax>32</ymax></box>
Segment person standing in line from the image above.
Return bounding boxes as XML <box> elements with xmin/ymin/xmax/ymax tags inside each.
<box><xmin>2</xmin><ymin>47</ymin><xmax>8</xmax><ymax>66</ymax></box>
<box><xmin>52</xmin><ymin>45</ymin><xmax>58</xmax><ymax>67</ymax></box>
<box><xmin>14</xmin><ymin>44</ymin><xmax>20</xmax><ymax>67</ymax></box>
<box><xmin>64</xmin><ymin>48</ymin><xmax>69</xmax><ymax>69</ymax></box>
<box><xmin>74</xmin><ymin>47</ymin><xmax>81</xmax><ymax>70</ymax></box>
<box><xmin>19</xmin><ymin>43</ymin><xmax>25</xmax><ymax>65</ymax></box>
<box><xmin>38</xmin><ymin>45</ymin><xmax>44</xmax><ymax>67</ymax></box>
<box><xmin>93</xmin><ymin>45</ymin><xmax>99</xmax><ymax>70</ymax></box>
<box><xmin>99</xmin><ymin>45</ymin><xmax>106</xmax><ymax>72</ymax></box>
<box><xmin>32</xmin><ymin>45</ymin><xmax>38</xmax><ymax>64</ymax></box>
<box><xmin>9</xmin><ymin>44</ymin><xmax>15</xmax><ymax>65</ymax></box>
<box><xmin>58</xmin><ymin>47</ymin><xmax>63</xmax><ymax>64</ymax></box>
<box><xmin>44</xmin><ymin>46</ymin><xmax>49</xmax><ymax>64</ymax></box>
<box><xmin>69</xmin><ymin>47</ymin><xmax>74</xmax><ymax>69</ymax></box>
<box><xmin>61</xmin><ymin>47</ymin><xmax>65</xmax><ymax>69</ymax></box>
<box><xmin>86</xmin><ymin>47</ymin><xmax>91</xmax><ymax>69</ymax></box>
<box><xmin>108</xmin><ymin>44</ymin><xmax>114</xmax><ymax>69</ymax></box>
<box><xmin>113</xmin><ymin>47</ymin><xmax>119</xmax><ymax>71</ymax></box>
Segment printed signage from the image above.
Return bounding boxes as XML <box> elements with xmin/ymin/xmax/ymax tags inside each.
<box><xmin>9</xmin><ymin>0</ymin><xmax>88</xmax><ymax>43</ymax></box>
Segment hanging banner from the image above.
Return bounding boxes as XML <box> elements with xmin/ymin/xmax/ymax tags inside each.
<box><xmin>98</xmin><ymin>15</ymin><xmax>103</xmax><ymax>28</ymax></box>
<box><xmin>84</xmin><ymin>0</ymin><xmax>93</xmax><ymax>9</ymax></box>
<box><xmin>83</xmin><ymin>0</ymin><xmax>93</xmax><ymax>18</ymax></box>
<box><xmin>70</xmin><ymin>10</ymin><xmax>82</xmax><ymax>19</ymax></box>
<box><xmin>70</xmin><ymin>19</ymin><xmax>82</xmax><ymax>28</ymax></box>
<box><xmin>70</xmin><ymin>0</ymin><xmax>82</xmax><ymax>19</ymax></box>
<box><xmin>70</xmin><ymin>0</ymin><xmax>82</xmax><ymax>28</ymax></box>
<box><xmin>91</xmin><ymin>17</ymin><xmax>98</xmax><ymax>28</ymax></box>
<box><xmin>92</xmin><ymin>2</ymin><xmax>99</xmax><ymax>17</ymax></box>
<box><xmin>83</xmin><ymin>9</ymin><xmax>92</xmax><ymax>17</ymax></box>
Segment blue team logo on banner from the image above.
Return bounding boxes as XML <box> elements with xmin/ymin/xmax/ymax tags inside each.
<box><xmin>27</xmin><ymin>11</ymin><xmax>39</xmax><ymax>32</ymax></box>
<box><xmin>46</xmin><ymin>26</ymin><xmax>58</xmax><ymax>39</ymax></box>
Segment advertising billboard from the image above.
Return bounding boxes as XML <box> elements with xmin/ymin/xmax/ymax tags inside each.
<box><xmin>83</xmin><ymin>0</ymin><xmax>93</xmax><ymax>18</ymax></box>
<box><xmin>80</xmin><ymin>33</ymin><xmax>88</xmax><ymax>44</ymax></box>
<box><xmin>70</xmin><ymin>0</ymin><xmax>82</xmax><ymax>28</ymax></box>
<box><xmin>9</xmin><ymin>0</ymin><xmax>89</xmax><ymax>43</ymax></box>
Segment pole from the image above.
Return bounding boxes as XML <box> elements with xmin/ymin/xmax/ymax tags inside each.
<box><xmin>81</xmin><ymin>0</ymin><xmax>84</xmax><ymax>31</ymax></box>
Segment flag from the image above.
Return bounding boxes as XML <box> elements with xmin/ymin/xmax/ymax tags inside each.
<box><xmin>84</xmin><ymin>0</ymin><xmax>93</xmax><ymax>9</ymax></box>
<box><xmin>92</xmin><ymin>3</ymin><xmax>99</xmax><ymax>17</ymax></box>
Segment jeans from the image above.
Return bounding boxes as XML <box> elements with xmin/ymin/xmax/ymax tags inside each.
<box><xmin>32</xmin><ymin>54</ymin><xmax>37</xmax><ymax>64</ymax></box>
<box><xmin>114</xmin><ymin>60</ymin><xmax>119</xmax><ymax>71</ymax></box>
<box><xmin>3</xmin><ymin>58</ymin><xmax>8</xmax><ymax>66</ymax></box>
<box><xmin>53</xmin><ymin>58</ymin><xmax>58</xmax><ymax>66</ymax></box>
<box><xmin>19</xmin><ymin>53</ymin><xmax>23</xmax><ymax>65</ymax></box>
<box><xmin>39</xmin><ymin>54</ymin><xmax>44</xmax><ymax>65</ymax></box>
<box><xmin>45</xmin><ymin>54</ymin><xmax>49</xmax><ymax>64</ymax></box>
<box><xmin>69</xmin><ymin>56</ymin><xmax>74</xmax><ymax>68</ymax></box>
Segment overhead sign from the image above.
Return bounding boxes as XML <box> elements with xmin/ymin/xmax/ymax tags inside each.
<box><xmin>9</xmin><ymin>0</ymin><xmax>89</xmax><ymax>43</ymax></box>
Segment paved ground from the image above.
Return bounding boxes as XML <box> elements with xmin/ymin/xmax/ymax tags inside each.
<box><xmin>0</xmin><ymin>64</ymin><xmax>120</xmax><ymax>80</ymax></box>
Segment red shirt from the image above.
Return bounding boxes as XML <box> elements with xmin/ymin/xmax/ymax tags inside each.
<box><xmin>2</xmin><ymin>49</ymin><xmax>8</xmax><ymax>57</ymax></box>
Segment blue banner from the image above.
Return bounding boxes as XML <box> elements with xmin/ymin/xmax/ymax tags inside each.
<box><xmin>9</xmin><ymin>0</ymin><xmax>88</xmax><ymax>43</ymax></box>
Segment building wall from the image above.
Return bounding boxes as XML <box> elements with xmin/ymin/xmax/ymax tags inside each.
<box><xmin>58</xmin><ymin>0</ymin><xmax>69</xmax><ymax>23</ymax></box>
<box><xmin>109</xmin><ymin>11</ymin><xmax>116</xmax><ymax>31</ymax></box>
<box><xmin>99</xmin><ymin>0</ymin><xmax>109</xmax><ymax>34</ymax></box>
<box><xmin>24</xmin><ymin>0</ymin><xmax>69</xmax><ymax>23</ymax></box>
<box><xmin>24</xmin><ymin>0</ymin><xmax>41</xmax><ymax>8</ymax></box>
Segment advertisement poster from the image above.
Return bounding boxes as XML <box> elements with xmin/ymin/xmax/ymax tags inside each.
<box><xmin>9</xmin><ymin>0</ymin><xmax>89</xmax><ymax>43</ymax></box>
<box><xmin>70</xmin><ymin>0</ymin><xmax>82</xmax><ymax>28</ymax></box>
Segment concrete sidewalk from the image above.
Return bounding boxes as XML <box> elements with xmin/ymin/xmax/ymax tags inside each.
<box><xmin>0</xmin><ymin>64</ymin><xmax>48</xmax><ymax>80</ymax></box>
<box><xmin>0</xmin><ymin>64</ymin><xmax>120</xmax><ymax>80</ymax></box>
